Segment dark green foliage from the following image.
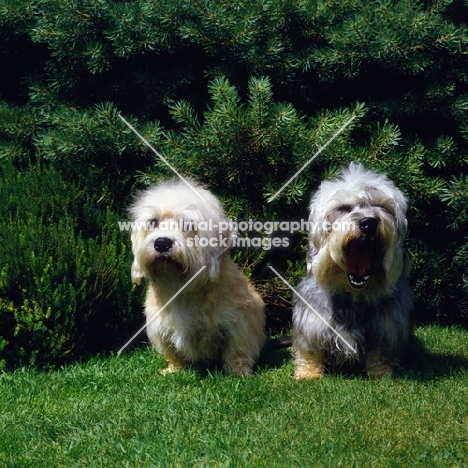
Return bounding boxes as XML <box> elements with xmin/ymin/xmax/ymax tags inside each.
<box><xmin>0</xmin><ymin>164</ymin><xmax>141</xmax><ymax>369</ymax></box>
<box><xmin>163</xmin><ymin>76</ymin><xmax>364</xmax><ymax>207</ymax></box>
<box><xmin>1</xmin><ymin>0</ymin><xmax>468</xmax><ymax>366</ymax></box>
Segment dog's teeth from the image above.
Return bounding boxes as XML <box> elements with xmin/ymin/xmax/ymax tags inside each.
<box><xmin>347</xmin><ymin>273</ymin><xmax>369</xmax><ymax>289</ymax></box>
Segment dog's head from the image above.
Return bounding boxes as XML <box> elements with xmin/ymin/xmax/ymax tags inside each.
<box><xmin>307</xmin><ymin>163</ymin><xmax>409</xmax><ymax>295</ymax></box>
<box><xmin>129</xmin><ymin>179</ymin><xmax>234</xmax><ymax>287</ymax></box>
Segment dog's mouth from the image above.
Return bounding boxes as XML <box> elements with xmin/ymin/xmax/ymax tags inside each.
<box><xmin>347</xmin><ymin>272</ymin><xmax>370</xmax><ymax>289</ymax></box>
<box><xmin>344</xmin><ymin>240</ymin><xmax>374</xmax><ymax>289</ymax></box>
<box><xmin>156</xmin><ymin>255</ymin><xmax>183</xmax><ymax>267</ymax></box>
<box><xmin>156</xmin><ymin>253</ymin><xmax>176</xmax><ymax>262</ymax></box>
<box><xmin>152</xmin><ymin>254</ymin><xmax>184</xmax><ymax>272</ymax></box>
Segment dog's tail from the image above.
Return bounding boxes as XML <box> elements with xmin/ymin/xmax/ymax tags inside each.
<box><xmin>264</xmin><ymin>335</ymin><xmax>292</xmax><ymax>351</ymax></box>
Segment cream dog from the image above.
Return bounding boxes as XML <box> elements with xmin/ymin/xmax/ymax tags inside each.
<box><xmin>130</xmin><ymin>179</ymin><xmax>265</xmax><ymax>376</ymax></box>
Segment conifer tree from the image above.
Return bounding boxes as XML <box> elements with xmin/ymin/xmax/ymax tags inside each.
<box><xmin>1</xmin><ymin>0</ymin><xmax>467</xmax><ymax>366</ymax></box>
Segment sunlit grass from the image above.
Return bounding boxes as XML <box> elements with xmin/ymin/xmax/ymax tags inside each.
<box><xmin>1</xmin><ymin>325</ymin><xmax>467</xmax><ymax>467</ymax></box>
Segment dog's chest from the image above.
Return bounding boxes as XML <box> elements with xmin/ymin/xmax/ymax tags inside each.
<box><xmin>330</xmin><ymin>293</ymin><xmax>390</xmax><ymax>328</ymax></box>
<box><xmin>160</xmin><ymin>301</ymin><xmax>226</xmax><ymax>357</ymax></box>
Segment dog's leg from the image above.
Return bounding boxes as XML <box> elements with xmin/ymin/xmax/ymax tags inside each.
<box><xmin>222</xmin><ymin>350</ymin><xmax>256</xmax><ymax>377</ymax></box>
<box><xmin>293</xmin><ymin>348</ymin><xmax>325</xmax><ymax>380</ymax></box>
<box><xmin>159</xmin><ymin>343</ymin><xmax>186</xmax><ymax>375</ymax></box>
<box><xmin>222</xmin><ymin>328</ymin><xmax>260</xmax><ymax>376</ymax></box>
<box><xmin>365</xmin><ymin>349</ymin><xmax>395</xmax><ymax>378</ymax></box>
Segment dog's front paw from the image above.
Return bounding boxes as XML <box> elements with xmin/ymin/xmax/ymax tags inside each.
<box><xmin>365</xmin><ymin>349</ymin><xmax>396</xmax><ymax>378</ymax></box>
<box><xmin>223</xmin><ymin>356</ymin><xmax>255</xmax><ymax>377</ymax></box>
<box><xmin>293</xmin><ymin>366</ymin><xmax>324</xmax><ymax>380</ymax></box>
<box><xmin>160</xmin><ymin>362</ymin><xmax>185</xmax><ymax>375</ymax></box>
<box><xmin>293</xmin><ymin>349</ymin><xmax>324</xmax><ymax>380</ymax></box>
<box><xmin>230</xmin><ymin>366</ymin><xmax>254</xmax><ymax>377</ymax></box>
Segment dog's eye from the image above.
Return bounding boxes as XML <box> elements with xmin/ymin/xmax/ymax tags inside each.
<box><xmin>337</xmin><ymin>204</ymin><xmax>352</xmax><ymax>213</ymax></box>
<box><xmin>148</xmin><ymin>219</ymin><xmax>159</xmax><ymax>229</ymax></box>
<box><xmin>376</xmin><ymin>205</ymin><xmax>395</xmax><ymax>217</ymax></box>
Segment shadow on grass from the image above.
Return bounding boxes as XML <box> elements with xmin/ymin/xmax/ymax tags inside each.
<box><xmin>176</xmin><ymin>347</ymin><xmax>293</xmax><ymax>379</ymax></box>
<box><xmin>150</xmin><ymin>340</ymin><xmax>294</xmax><ymax>379</ymax></box>
<box><xmin>118</xmin><ymin>327</ymin><xmax>468</xmax><ymax>381</ymax></box>
<box><xmin>255</xmin><ymin>333</ymin><xmax>468</xmax><ymax>381</ymax></box>
<box><xmin>257</xmin><ymin>346</ymin><xmax>292</xmax><ymax>371</ymax></box>
<box><xmin>402</xmin><ymin>335</ymin><xmax>468</xmax><ymax>381</ymax></box>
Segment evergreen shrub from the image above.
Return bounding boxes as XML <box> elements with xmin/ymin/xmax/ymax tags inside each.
<box><xmin>1</xmin><ymin>0</ymin><xmax>468</xmax><ymax>366</ymax></box>
<box><xmin>0</xmin><ymin>163</ymin><xmax>141</xmax><ymax>369</ymax></box>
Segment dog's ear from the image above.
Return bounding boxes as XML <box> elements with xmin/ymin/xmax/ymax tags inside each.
<box><xmin>206</xmin><ymin>219</ymin><xmax>233</xmax><ymax>280</ymax></box>
<box><xmin>306</xmin><ymin>245</ymin><xmax>317</xmax><ymax>277</ymax></box>
<box><xmin>131</xmin><ymin>260</ymin><xmax>145</xmax><ymax>285</ymax></box>
<box><xmin>199</xmin><ymin>218</ymin><xmax>233</xmax><ymax>281</ymax></box>
<box><xmin>397</xmin><ymin>213</ymin><xmax>408</xmax><ymax>238</ymax></box>
<box><xmin>308</xmin><ymin>207</ymin><xmax>326</xmax><ymax>255</ymax></box>
<box><xmin>130</xmin><ymin>230</ymin><xmax>145</xmax><ymax>285</ymax></box>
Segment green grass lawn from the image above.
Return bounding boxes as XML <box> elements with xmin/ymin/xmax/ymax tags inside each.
<box><xmin>1</xmin><ymin>325</ymin><xmax>467</xmax><ymax>468</ymax></box>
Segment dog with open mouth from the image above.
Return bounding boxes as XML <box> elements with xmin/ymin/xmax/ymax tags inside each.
<box><xmin>292</xmin><ymin>162</ymin><xmax>414</xmax><ymax>379</ymax></box>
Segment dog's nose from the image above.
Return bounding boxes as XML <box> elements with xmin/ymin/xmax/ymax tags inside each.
<box><xmin>154</xmin><ymin>237</ymin><xmax>173</xmax><ymax>253</ymax></box>
<box><xmin>359</xmin><ymin>217</ymin><xmax>378</xmax><ymax>236</ymax></box>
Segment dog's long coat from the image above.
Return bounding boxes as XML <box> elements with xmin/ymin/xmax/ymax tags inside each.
<box><xmin>292</xmin><ymin>163</ymin><xmax>414</xmax><ymax>379</ymax></box>
<box><xmin>130</xmin><ymin>179</ymin><xmax>265</xmax><ymax>376</ymax></box>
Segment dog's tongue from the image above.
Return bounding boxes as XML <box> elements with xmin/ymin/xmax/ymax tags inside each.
<box><xmin>345</xmin><ymin>244</ymin><xmax>372</xmax><ymax>277</ymax></box>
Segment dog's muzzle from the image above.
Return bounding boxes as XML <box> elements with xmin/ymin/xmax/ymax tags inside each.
<box><xmin>345</xmin><ymin>217</ymin><xmax>378</xmax><ymax>289</ymax></box>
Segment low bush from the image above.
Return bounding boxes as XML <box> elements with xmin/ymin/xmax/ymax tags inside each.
<box><xmin>0</xmin><ymin>163</ymin><xmax>142</xmax><ymax>369</ymax></box>
<box><xmin>1</xmin><ymin>0</ymin><xmax>467</xmax><ymax>367</ymax></box>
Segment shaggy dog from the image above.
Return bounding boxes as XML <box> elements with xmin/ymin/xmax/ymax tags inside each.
<box><xmin>292</xmin><ymin>163</ymin><xmax>413</xmax><ymax>379</ymax></box>
<box><xmin>130</xmin><ymin>179</ymin><xmax>265</xmax><ymax>376</ymax></box>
